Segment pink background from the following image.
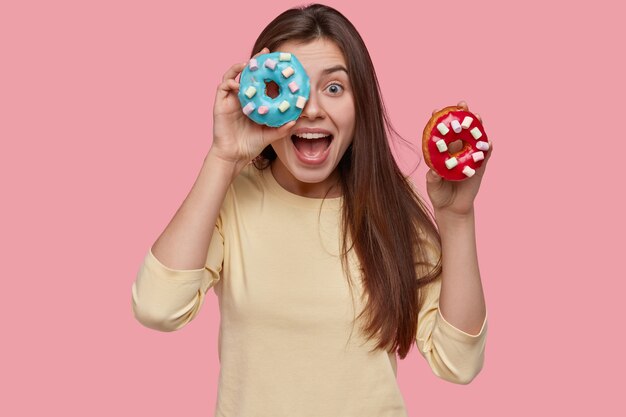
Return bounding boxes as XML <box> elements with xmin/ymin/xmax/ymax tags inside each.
<box><xmin>2</xmin><ymin>0</ymin><xmax>624</xmax><ymax>415</ymax></box>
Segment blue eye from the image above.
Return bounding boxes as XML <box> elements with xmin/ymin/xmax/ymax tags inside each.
<box><xmin>326</xmin><ymin>83</ymin><xmax>343</xmax><ymax>94</ymax></box>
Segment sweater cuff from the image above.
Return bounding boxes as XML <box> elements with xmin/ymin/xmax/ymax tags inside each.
<box><xmin>435</xmin><ymin>309</ymin><xmax>488</xmax><ymax>343</ymax></box>
<box><xmin>146</xmin><ymin>247</ymin><xmax>208</xmax><ymax>281</ymax></box>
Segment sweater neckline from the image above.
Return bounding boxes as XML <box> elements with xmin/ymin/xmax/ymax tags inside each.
<box><xmin>259</xmin><ymin>164</ymin><xmax>343</xmax><ymax>210</ymax></box>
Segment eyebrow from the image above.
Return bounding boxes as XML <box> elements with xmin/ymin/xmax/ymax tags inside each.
<box><xmin>322</xmin><ymin>65</ymin><xmax>348</xmax><ymax>76</ymax></box>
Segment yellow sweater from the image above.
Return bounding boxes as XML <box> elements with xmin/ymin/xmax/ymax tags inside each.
<box><xmin>131</xmin><ymin>163</ymin><xmax>488</xmax><ymax>417</ymax></box>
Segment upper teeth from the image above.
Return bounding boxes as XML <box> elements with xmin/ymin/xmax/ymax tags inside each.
<box><xmin>294</xmin><ymin>133</ymin><xmax>330</xmax><ymax>139</ymax></box>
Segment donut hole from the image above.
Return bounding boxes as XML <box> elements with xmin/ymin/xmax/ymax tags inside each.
<box><xmin>448</xmin><ymin>139</ymin><xmax>465</xmax><ymax>155</ymax></box>
<box><xmin>265</xmin><ymin>80</ymin><xmax>280</xmax><ymax>99</ymax></box>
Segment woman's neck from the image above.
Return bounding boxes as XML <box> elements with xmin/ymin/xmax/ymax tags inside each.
<box><xmin>270</xmin><ymin>160</ymin><xmax>342</xmax><ymax>199</ymax></box>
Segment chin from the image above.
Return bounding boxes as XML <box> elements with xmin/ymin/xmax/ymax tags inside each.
<box><xmin>285</xmin><ymin>161</ymin><xmax>336</xmax><ymax>183</ymax></box>
<box><xmin>271</xmin><ymin>134</ymin><xmax>348</xmax><ymax>194</ymax></box>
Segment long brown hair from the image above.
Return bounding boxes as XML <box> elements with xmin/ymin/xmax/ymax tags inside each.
<box><xmin>250</xmin><ymin>4</ymin><xmax>442</xmax><ymax>359</ymax></box>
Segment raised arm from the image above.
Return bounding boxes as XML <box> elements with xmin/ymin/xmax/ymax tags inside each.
<box><xmin>415</xmin><ymin>100</ymin><xmax>493</xmax><ymax>382</ymax></box>
<box><xmin>152</xmin><ymin>48</ymin><xmax>295</xmax><ymax>269</ymax></box>
<box><xmin>425</xmin><ymin>100</ymin><xmax>492</xmax><ymax>336</ymax></box>
<box><xmin>131</xmin><ymin>48</ymin><xmax>296</xmax><ymax>331</ymax></box>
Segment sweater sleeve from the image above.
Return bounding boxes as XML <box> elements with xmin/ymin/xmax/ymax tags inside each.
<box><xmin>415</xmin><ymin>236</ymin><xmax>488</xmax><ymax>385</ymax></box>
<box><xmin>131</xmin><ymin>223</ymin><xmax>224</xmax><ymax>332</ymax></box>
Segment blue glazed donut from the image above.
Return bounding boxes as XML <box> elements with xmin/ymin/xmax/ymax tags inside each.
<box><xmin>238</xmin><ymin>52</ymin><xmax>310</xmax><ymax>127</ymax></box>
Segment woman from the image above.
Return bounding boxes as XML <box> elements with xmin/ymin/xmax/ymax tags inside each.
<box><xmin>132</xmin><ymin>4</ymin><xmax>490</xmax><ymax>416</ymax></box>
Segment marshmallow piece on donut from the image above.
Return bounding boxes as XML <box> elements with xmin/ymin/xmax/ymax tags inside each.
<box><xmin>288</xmin><ymin>81</ymin><xmax>299</xmax><ymax>93</ymax></box>
<box><xmin>279</xmin><ymin>53</ymin><xmax>292</xmax><ymax>61</ymax></box>
<box><xmin>242</xmin><ymin>102</ymin><xmax>256</xmax><ymax>115</ymax></box>
<box><xmin>445</xmin><ymin>157</ymin><xmax>458</xmax><ymax>169</ymax></box>
<box><xmin>244</xmin><ymin>86</ymin><xmax>257</xmax><ymax>99</ymax></box>
<box><xmin>282</xmin><ymin>66</ymin><xmax>295</xmax><ymax>78</ymax></box>
<box><xmin>451</xmin><ymin>120</ymin><xmax>462</xmax><ymax>133</ymax></box>
<box><xmin>296</xmin><ymin>96</ymin><xmax>307</xmax><ymax>109</ymax></box>
<box><xmin>278</xmin><ymin>100</ymin><xmax>290</xmax><ymax>113</ymax></box>
<box><xmin>258</xmin><ymin>106</ymin><xmax>269</xmax><ymax>115</ymax></box>
<box><xmin>461</xmin><ymin>116</ymin><xmax>473</xmax><ymax>129</ymax></box>
<box><xmin>264</xmin><ymin>58</ymin><xmax>277</xmax><ymax>70</ymax></box>
<box><xmin>436</xmin><ymin>139</ymin><xmax>448</xmax><ymax>152</ymax></box>
<box><xmin>472</xmin><ymin>151</ymin><xmax>485</xmax><ymax>162</ymax></box>
<box><xmin>249</xmin><ymin>58</ymin><xmax>259</xmax><ymax>71</ymax></box>
<box><xmin>462</xmin><ymin>166</ymin><xmax>476</xmax><ymax>177</ymax></box>
<box><xmin>470</xmin><ymin>127</ymin><xmax>483</xmax><ymax>139</ymax></box>
<box><xmin>476</xmin><ymin>141</ymin><xmax>490</xmax><ymax>151</ymax></box>
<box><xmin>437</xmin><ymin>123</ymin><xmax>450</xmax><ymax>135</ymax></box>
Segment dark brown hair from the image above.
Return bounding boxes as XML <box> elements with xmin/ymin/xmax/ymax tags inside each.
<box><xmin>251</xmin><ymin>4</ymin><xmax>442</xmax><ymax>359</ymax></box>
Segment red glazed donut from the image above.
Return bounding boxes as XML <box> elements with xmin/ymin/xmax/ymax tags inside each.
<box><xmin>422</xmin><ymin>106</ymin><xmax>490</xmax><ymax>181</ymax></box>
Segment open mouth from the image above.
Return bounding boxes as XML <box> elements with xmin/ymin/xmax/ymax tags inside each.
<box><xmin>291</xmin><ymin>133</ymin><xmax>334</xmax><ymax>159</ymax></box>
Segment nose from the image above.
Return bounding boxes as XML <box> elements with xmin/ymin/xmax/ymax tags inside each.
<box><xmin>299</xmin><ymin>89</ymin><xmax>325</xmax><ymax>120</ymax></box>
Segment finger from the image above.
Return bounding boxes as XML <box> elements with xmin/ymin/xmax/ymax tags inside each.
<box><xmin>217</xmin><ymin>79</ymin><xmax>240</xmax><ymax>100</ymax></box>
<box><xmin>432</xmin><ymin>108</ymin><xmax>439</xmax><ymax>116</ymax></box>
<box><xmin>252</xmin><ymin>47</ymin><xmax>270</xmax><ymax>59</ymax></box>
<box><xmin>475</xmin><ymin>113</ymin><xmax>483</xmax><ymax>124</ymax></box>
<box><xmin>426</xmin><ymin>169</ymin><xmax>442</xmax><ymax>184</ymax></box>
<box><xmin>217</xmin><ymin>79</ymin><xmax>240</xmax><ymax>93</ymax></box>
<box><xmin>263</xmin><ymin>120</ymin><xmax>296</xmax><ymax>145</ymax></box>
<box><xmin>275</xmin><ymin>120</ymin><xmax>296</xmax><ymax>136</ymax></box>
<box><xmin>457</xmin><ymin>100</ymin><xmax>469</xmax><ymax>110</ymax></box>
<box><xmin>222</xmin><ymin>62</ymin><xmax>248</xmax><ymax>83</ymax></box>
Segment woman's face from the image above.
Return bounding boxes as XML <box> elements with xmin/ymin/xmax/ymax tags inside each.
<box><xmin>269</xmin><ymin>38</ymin><xmax>355</xmax><ymax>198</ymax></box>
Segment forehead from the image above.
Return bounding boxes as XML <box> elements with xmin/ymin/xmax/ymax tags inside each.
<box><xmin>276</xmin><ymin>38</ymin><xmax>346</xmax><ymax>76</ymax></box>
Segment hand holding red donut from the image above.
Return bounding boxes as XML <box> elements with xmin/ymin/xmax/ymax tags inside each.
<box><xmin>425</xmin><ymin>101</ymin><xmax>493</xmax><ymax>217</ymax></box>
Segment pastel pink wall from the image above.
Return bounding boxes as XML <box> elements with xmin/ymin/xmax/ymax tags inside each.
<box><xmin>2</xmin><ymin>0</ymin><xmax>623</xmax><ymax>415</ymax></box>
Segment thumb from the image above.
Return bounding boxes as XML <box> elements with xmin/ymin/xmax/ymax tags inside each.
<box><xmin>261</xmin><ymin>120</ymin><xmax>296</xmax><ymax>147</ymax></box>
<box><xmin>271</xmin><ymin>120</ymin><xmax>296</xmax><ymax>139</ymax></box>
<box><xmin>276</xmin><ymin>120</ymin><xmax>296</xmax><ymax>136</ymax></box>
<box><xmin>427</xmin><ymin>169</ymin><xmax>442</xmax><ymax>184</ymax></box>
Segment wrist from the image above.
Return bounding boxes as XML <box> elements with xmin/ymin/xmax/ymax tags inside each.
<box><xmin>205</xmin><ymin>148</ymin><xmax>247</xmax><ymax>181</ymax></box>
<box><xmin>434</xmin><ymin>209</ymin><xmax>476</xmax><ymax>244</ymax></box>
<box><xmin>434</xmin><ymin>207</ymin><xmax>475</xmax><ymax>227</ymax></box>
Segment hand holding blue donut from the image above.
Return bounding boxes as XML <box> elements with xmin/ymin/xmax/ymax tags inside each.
<box><xmin>210</xmin><ymin>48</ymin><xmax>298</xmax><ymax>174</ymax></box>
<box><xmin>238</xmin><ymin>52</ymin><xmax>311</xmax><ymax>127</ymax></box>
